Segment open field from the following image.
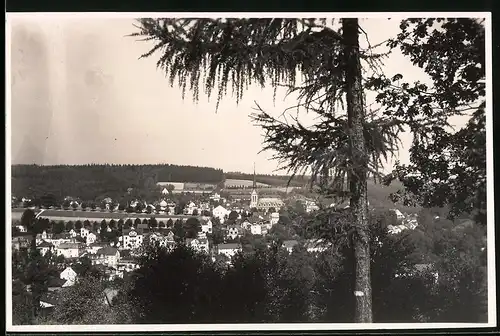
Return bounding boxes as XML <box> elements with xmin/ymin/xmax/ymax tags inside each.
<box><xmin>224</xmin><ymin>179</ymin><xmax>270</xmax><ymax>187</ymax></box>
<box><xmin>225</xmin><ymin>173</ymin><xmax>309</xmax><ymax>187</ymax></box>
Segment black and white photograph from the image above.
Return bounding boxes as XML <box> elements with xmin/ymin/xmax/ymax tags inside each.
<box><xmin>6</xmin><ymin>13</ymin><xmax>494</xmax><ymax>331</ymax></box>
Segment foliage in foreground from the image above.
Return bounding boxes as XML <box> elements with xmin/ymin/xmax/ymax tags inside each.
<box><xmin>124</xmin><ymin>215</ymin><xmax>486</xmax><ymax>323</ymax></box>
<box><xmin>13</xmin><ymin>211</ymin><xmax>487</xmax><ymax>325</ymax></box>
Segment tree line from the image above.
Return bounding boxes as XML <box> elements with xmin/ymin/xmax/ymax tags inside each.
<box><xmin>12</xmin><ymin>164</ymin><xmax>224</xmax><ymax>202</ymax></box>
<box><xmin>14</xmin><ymin>210</ymin><xmax>204</xmax><ymax>244</ymax></box>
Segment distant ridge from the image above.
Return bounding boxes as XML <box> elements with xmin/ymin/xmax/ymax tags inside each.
<box><xmin>11</xmin><ymin>163</ymin><xmax>224</xmax><ymax>201</ymax></box>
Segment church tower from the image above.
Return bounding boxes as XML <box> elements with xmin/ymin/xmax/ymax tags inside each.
<box><xmin>250</xmin><ymin>163</ymin><xmax>258</xmax><ymax>208</ymax></box>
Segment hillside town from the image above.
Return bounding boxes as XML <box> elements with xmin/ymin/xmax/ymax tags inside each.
<box><xmin>12</xmin><ymin>168</ymin><xmax>424</xmax><ymax>314</ymax></box>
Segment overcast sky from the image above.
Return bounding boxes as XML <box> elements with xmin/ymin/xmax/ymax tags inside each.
<box><xmin>8</xmin><ymin>15</ymin><xmax>474</xmax><ymax>175</ymax></box>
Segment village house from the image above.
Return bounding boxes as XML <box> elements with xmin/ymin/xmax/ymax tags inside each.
<box><xmin>184</xmin><ymin>201</ymin><xmax>198</xmax><ymax>215</ymax></box>
<box><xmin>165</xmin><ymin>229</ymin><xmax>175</xmax><ymax>239</ymax></box>
<box><xmin>86</xmin><ymin>232</ymin><xmax>97</xmax><ymax>245</ymax></box>
<box><xmin>60</xmin><ymin>266</ymin><xmax>77</xmax><ymax>287</ymax></box>
<box><xmin>213</xmin><ymin>205</ymin><xmax>229</xmax><ymax>223</ymax></box>
<box><xmin>92</xmin><ymin>247</ymin><xmax>121</xmax><ymax>268</ymax></box>
<box><xmin>199</xmin><ymin>202</ymin><xmax>211</xmax><ymax>212</ymax></box>
<box><xmin>121</xmin><ymin>228</ymin><xmax>144</xmax><ymax>250</ymax></box>
<box><xmin>261</xmin><ymin>220</ymin><xmax>273</xmax><ymax>231</ymax></box>
<box><xmin>36</xmin><ymin>230</ymin><xmax>51</xmax><ymax>244</ymax></box>
<box><xmin>87</xmin><ymin>242</ymin><xmax>107</xmax><ymax>255</ymax></box>
<box><xmin>201</xmin><ymin>219</ymin><xmax>213</xmax><ymax>234</ymax></box>
<box><xmin>56</xmin><ymin>242</ymin><xmax>82</xmax><ymax>259</ymax></box>
<box><xmin>210</xmin><ymin>192</ymin><xmax>221</xmax><ymax>202</ymax></box>
<box><xmin>151</xmin><ymin>230</ymin><xmax>176</xmax><ymax>251</ymax></box>
<box><xmin>186</xmin><ymin>237</ymin><xmax>210</xmax><ymax>253</ymax></box>
<box><xmin>37</xmin><ymin>240</ymin><xmax>55</xmax><ymax>256</ymax></box>
<box><xmin>241</xmin><ymin>219</ymin><xmax>253</xmax><ymax>230</ymax></box>
<box><xmin>70</xmin><ymin>200</ymin><xmax>81</xmax><ymax>209</ymax></box>
<box><xmin>226</xmin><ymin>225</ymin><xmax>242</xmax><ymax>240</ymax></box>
<box><xmin>282</xmin><ymin>240</ymin><xmax>299</xmax><ymax>253</ymax></box>
<box><xmin>217</xmin><ymin>243</ymin><xmax>242</xmax><ymax>259</ymax></box>
<box><xmin>269</xmin><ymin>212</ymin><xmax>280</xmax><ymax>225</ymax></box>
<box><xmin>250</xmin><ymin>223</ymin><xmax>262</xmax><ymax>235</ymax></box>
<box><xmin>159</xmin><ymin>199</ymin><xmax>168</xmax><ymax>212</ymax></box>
<box><xmin>47</xmin><ymin>233</ymin><xmax>74</xmax><ymax>248</ymax></box>
<box><xmin>80</xmin><ymin>226</ymin><xmax>90</xmax><ymax>238</ymax></box>
<box><xmin>147</xmin><ymin>231</ymin><xmax>174</xmax><ymax>248</ymax></box>
<box><xmin>117</xmin><ymin>257</ymin><xmax>140</xmax><ymax>273</ymax></box>
<box><xmin>68</xmin><ymin>229</ymin><xmax>77</xmax><ymax>238</ymax></box>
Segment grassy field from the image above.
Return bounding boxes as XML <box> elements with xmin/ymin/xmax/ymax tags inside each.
<box><xmin>224</xmin><ymin>179</ymin><xmax>270</xmax><ymax>187</ymax></box>
<box><xmin>225</xmin><ymin>173</ymin><xmax>308</xmax><ymax>187</ymax></box>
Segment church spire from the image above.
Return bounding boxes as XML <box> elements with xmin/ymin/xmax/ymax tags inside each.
<box><xmin>250</xmin><ymin>162</ymin><xmax>258</xmax><ymax>209</ymax></box>
<box><xmin>253</xmin><ymin>163</ymin><xmax>257</xmax><ymax>190</ymax></box>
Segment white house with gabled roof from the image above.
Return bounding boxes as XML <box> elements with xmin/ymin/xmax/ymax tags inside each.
<box><xmin>201</xmin><ymin>219</ymin><xmax>213</xmax><ymax>234</ymax></box>
<box><xmin>213</xmin><ymin>205</ymin><xmax>229</xmax><ymax>223</ymax></box>
<box><xmin>60</xmin><ymin>266</ymin><xmax>77</xmax><ymax>285</ymax></box>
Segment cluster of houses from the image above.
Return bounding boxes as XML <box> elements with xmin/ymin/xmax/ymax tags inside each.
<box><xmin>11</xmin><ymin>204</ymin><xmax>286</xmax><ymax>274</ymax></box>
<box><xmin>13</xmin><ymin>176</ymin><xmax>330</xmax><ymax>272</ymax></box>
<box><xmin>387</xmin><ymin>209</ymin><xmax>419</xmax><ymax>235</ymax></box>
<box><xmin>208</xmin><ymin>238</ymin><xmax>333</xmax><ymax>262</ymax></box>
<box><xmin>20</xmin><ymin>262</ymin><xmax>120</xmax><ymax>314</ymax></box>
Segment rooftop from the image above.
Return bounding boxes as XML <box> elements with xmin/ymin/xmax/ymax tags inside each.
<box><xmin>37</xmin><ymin>240</ymin><xmax>54</xmax><ymax>248</ymax></box>
<box><xmin>96</xmin><ymin>246</ymin><xmax>119</xmax><ymax>256</ymax></box>
<box><xmin>218</xmin><ymin>243</ymin><xmax>242</xmax><ymax>250</ymax></box>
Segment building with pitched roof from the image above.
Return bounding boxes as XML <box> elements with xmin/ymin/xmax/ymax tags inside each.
<box><xmin>37</xmin><ymin>240</ymin><xmax>55</xmax><ymax>256</ymax></box>
<box><xmin>56</xmin><ymin>242</ymin><xmax>82</xmax><ymax>259</ymax></box>
<box><xmin>217</xmin><ymin>243</ymin><xmax>242</xmax><ymax>259</ymax></box>
<box><xmin>92</xmin><ymin>246</ymin><xmax>121</xmax><ymax>268</ymax></box>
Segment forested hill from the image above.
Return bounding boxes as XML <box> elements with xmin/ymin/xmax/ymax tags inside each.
<box><xmin>11</xmin><ymin>164</ymin><xmax>224</xmax><ymax>200</ymax></box>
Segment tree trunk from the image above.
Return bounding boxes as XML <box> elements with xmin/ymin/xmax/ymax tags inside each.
<box><xmin>342</xmin><ymin>18</ymin><xmax>373</xmax><ymax>323</ymax></box>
